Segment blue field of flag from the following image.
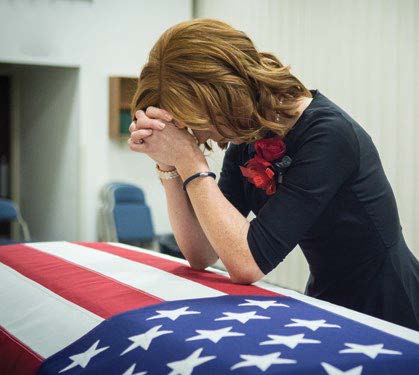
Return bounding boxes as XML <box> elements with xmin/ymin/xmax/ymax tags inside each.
<box><xmin>37</xmin><ymin>295</ymin><xmax>419</xmax><ymax>374</ymax></box>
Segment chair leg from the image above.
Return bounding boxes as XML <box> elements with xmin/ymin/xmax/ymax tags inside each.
<box><xmin>19</xmin><ymin>219</ymin><xmax>31</xmax><ymax>242</ymax></box>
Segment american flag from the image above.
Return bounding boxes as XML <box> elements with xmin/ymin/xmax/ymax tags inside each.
<box><xmin>0</xmin><ymin>242</ymin><xmax>418</xmax><ymax>375</ymax></box>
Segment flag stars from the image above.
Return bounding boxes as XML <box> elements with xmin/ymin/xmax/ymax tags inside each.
<box><xmin>239</xmin><ymin>299</ymin><xmax>289</xmax><ymax>309</ymax></box>
<box><xmin>122</xmin><ymin>363</ymin><xmax>147</xmax><ymax>375</ymax></box>
<box><xmin>186</xmin><ymin>326</ymin><xmax>245</xmax><ymax>343</ymax></box>
<box><xmin>339</xmin><ymin>343</ymin><xmax>402</xmax><ymax>359</ymax></box>
<box><xmin>285</xmin><ymin>318</ymin><xmax>341</xmax><ymax>331</ymax></box>
<box><xmin>50</xmin><ymin>296</ymin><xmax>406</xmax><ymax>375</ymax></box>
<box><xmin>321</xmin><ymin>362</ymin><xmax>363</xmax><ymax>375</ymax></box>
<box><xmin>260</xmin><ymin>333</ymin><xmax>321</xmax><ymax>349</ymax></box>
<box><xmin>231</xmin><ymin>352</ymin><xmax>297</xmax><ymax>371</ymax></box>
<box><xmin>215</xmin><ymin>311</ymin><xmax>270</xmax><ymax>324</ymax></box>
<box><xmin>147</xmin><ymin>306</ymin><xmax>200</xmax><ymax>321</ymax></box>
<box><xmin>59</xmin><ymin>340</ymin><xmax>109</xmax><ymax>373</ymax></box>
<box><xmin>166</xmin><ymin>348</ymin><xmax>216</xmax><ymax>375</ymax></box>
<box><xmin>120</xmin><ymin>325</ymin><xmax>173</xmax><ymax>355</ymax></box>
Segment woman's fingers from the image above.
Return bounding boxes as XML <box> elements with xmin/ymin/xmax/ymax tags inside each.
<box><xmin>134</xmin><ymin>110</ymin><xmax>166</xmax><ymax>131</ymax></box>
<box><xmin>127</xmin><ymin>137</ymin><xmax>147</xmax><ymax>151</ymax></box>
<box><xmin>131</xmin><ymin>128</ymin><xmax>153</xmax><ymax>143</ymax></box>
<box><xmin>129</xmin><ymin>122</ymin><xmax>137</xmax><ymax>133</ymax></box>
<box><xmin>146</xmin><ymin>106</ymin><xmax>172</xmax><ymax>122</ymax></box>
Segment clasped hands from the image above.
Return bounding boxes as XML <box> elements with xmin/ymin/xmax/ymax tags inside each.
<box><xmin>128</xmin><ymin>107</ymin><xmax>203</xmax><ymax>170</ymax></box>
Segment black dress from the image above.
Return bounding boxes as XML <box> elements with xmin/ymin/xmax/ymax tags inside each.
<box><xmin>218</xmin><ymin>89</ymin><xmax>419</xmax><ymax>331</ymax></box>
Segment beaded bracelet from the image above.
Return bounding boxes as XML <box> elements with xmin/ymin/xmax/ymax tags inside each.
<box><xmin>182</xmin><ymin>171</ymin><xmax>216</xmax><ymax>191</ymax></box>
<box><xmin>155</xmin><ymin>164</ymin><xmax>180</xmax><ymax>180</ymax></box>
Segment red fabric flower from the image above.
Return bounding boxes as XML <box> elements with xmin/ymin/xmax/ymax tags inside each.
<box><xmin>254</xmin><ymin>137</ymin><xmax>286</xmax><ymax>162</ymax></box>
<box><xmin>239</xmin><ymin>137</ymin><xmax>286</xmax><ymax>195</ymax></box>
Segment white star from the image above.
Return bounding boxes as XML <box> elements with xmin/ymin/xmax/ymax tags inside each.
<box><xmin>285</xmin><ymin>318</ymin><xmax>341</xmax><ymax>331</ymax></box>
<box><xmin>215</xmin><ymin>311</ymin><xmax>270</xmax><ymax>324</ymax></box>
<box><xmin>321</xmin><ymin>362</ymin><xmax>363</xmax><ymax>375</ymax></box>
<box><xmin>231</xmin><ymin>352</ymin><xmax>296</xmax><ymax>371</ymax></box>
<box><xmin>147</xmin><ymin>306</ymin><xmax>200</xmax><ymax>321</ymax></box>
<box><xmin>120</xmin><ymin>325</ymin><xmax>173</xmax><ymax>355</ymax></box>
<box><xmin>122</xmin><ymin>363</ymin><xmax>147</xmax><ymax>375</ymax></box>
<box><xmin>186</xmin><ymin>326</ymin><xmax>244</xmax><ymax>343</ymax></box>
<box><xmin>260</xmin><ymin>333</ymin><xmax>321</xmax><ymax>349</ymax></box>
<box><xmin>166</xmin><ymin>348</ymin><xmax>216</xmax><ymax>375</ymax></box>
<box><xmin>59</xmin><ymin>340</ymin><xmax>109</xmax><ymax>373</ymax></box>
<box><xmin>339</xmin><ymin>343</ymin><xmax>402</xmax><ymax>359</ymax></box>
<box><xmin>239</xmin><ymin>299</ymin><xmax>289</xmax><ymax>309</ymax></box>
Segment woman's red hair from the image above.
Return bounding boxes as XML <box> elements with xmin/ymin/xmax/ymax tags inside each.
<box><xmin>132</xmin><ymin>18</ymin><xmax>311</xmax><ymax>148</ymax></box>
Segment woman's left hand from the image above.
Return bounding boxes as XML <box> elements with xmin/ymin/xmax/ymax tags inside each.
<box><xmin>128</xmin><ymin>108</ymin><xmax>204</xmax><ymax>168</ymax></box>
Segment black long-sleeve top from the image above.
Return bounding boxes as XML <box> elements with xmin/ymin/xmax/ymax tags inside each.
<box><xmin>218</xmin><ymin>89</ymin><xmax>419</xmax><ymax>330</ymax></box>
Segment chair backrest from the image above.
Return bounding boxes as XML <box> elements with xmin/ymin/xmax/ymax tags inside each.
<box><xmin>113</xmin><ymin>185</ymin><xmax>145</xmax><ymax>205</ymax></box>
<box><xmin>0</xmin><ymin>198</ymin><xmax>31</xmax><ymax>241</ymax></box>
<box><xmin>0</xmin><ymin>199</ymin><xmax>18</xmax><ymax>222</ymax></box>
<box><xmin>98</xmin><ymin>182</ymin><xmax>136</xmax><ymax>241</ymax></box>
<box><xmin>109</xmin><ymin>184</ymin><xmax>155</xmax><ymax>243</ymax></box>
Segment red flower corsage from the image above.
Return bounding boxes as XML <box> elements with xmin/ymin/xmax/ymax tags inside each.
<box><xmin>239</xmin><ymin>137</ymin><xmax>288</xmax><ymax>195</ymax></box>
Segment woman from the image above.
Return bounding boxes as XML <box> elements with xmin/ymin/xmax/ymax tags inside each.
<box><xmin>127</xmin><ymin>19</ymin><xmax>419</xmax><ymax>331</ymax></box>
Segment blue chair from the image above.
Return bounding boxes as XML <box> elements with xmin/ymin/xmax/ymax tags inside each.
<box><xmin>98</xmin><ymin>182</ymin><xmax>184</xmax><ymax>258</ymax></box>
<box><xmin>99</xmin><ymin>183</ymin><xmax>155</xmax><ymax>247</ymax></box>
<box><xmin>98</xmin><ymin>182</ymin><xmax>134</xmax><ymax>241</ymax></box>
<box><xmin>0</xmin><ymin>198</ymin><xmax>31</xmax><ymax>245</ymax></box>
<box><xmin>112</xmin><ymin>185</ymin><xmax>155</xmax><ymax>245</ymax></box>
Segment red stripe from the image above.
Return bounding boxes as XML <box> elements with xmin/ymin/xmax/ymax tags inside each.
<box><xmin>0</xmin><ymin>244</ymin><xmax>163</xmax><ymax>319</ymax></box>
<box><xmin>0</xmin><ymin>325</ymin><xmax>41</xmax><ymax>375</ymax></box>
<box><xmin>76</xmin><ymin>242</ymin><xmax>281</xmax><ymax>297</ymax></box>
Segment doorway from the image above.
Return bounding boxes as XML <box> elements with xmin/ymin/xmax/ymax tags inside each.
<box><xmin>0</xmin><ymin>63</ymin><xmax>80</xmax><ymax>242</ymax></box>
<box><xmin>0</xmin><ymin>76</ymin><xmax>11</xmax><ymax>239</ymax></box>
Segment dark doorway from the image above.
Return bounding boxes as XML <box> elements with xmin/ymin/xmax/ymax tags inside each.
<box><xmin>0</xmin><ymin>75</ymin><xmax>11</xmax><ymax>238</ymax></box>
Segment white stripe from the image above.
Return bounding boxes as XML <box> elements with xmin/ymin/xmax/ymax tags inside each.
<box><xmin>0</xmin><ymin>262</ymin><xmax>103</xmax><ymax>358</ymax></box>
<box><xmin>107</xmin><ymin>242</ymin><xmax>192</xmax><ymax>265</ymax></box>
<box><xmin>26</xmin><ymin>242</ymin><xmax>224</xmax><ymax>301</ymax></box>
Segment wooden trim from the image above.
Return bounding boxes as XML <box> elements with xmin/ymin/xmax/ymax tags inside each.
<box><xmin>108</xmin><ymin>77</ymin><xmax>120</xmax><ymax>139</ymax></box>
<box><xmin>109</xmin><ymin>76</ymin><xmax>137</xmax><ymax>139</ymax></box>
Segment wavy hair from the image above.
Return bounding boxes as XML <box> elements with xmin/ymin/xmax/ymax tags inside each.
<box><xmin>131</xmin><ymin>18</ymin><xmax>311</xmax><ymax>149</ymax></box>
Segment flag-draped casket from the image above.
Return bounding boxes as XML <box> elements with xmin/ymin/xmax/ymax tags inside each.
<box><xmin>0</xmin><ymin>242</ymin><xmax>418</xmax><ymax>374</ymax></box>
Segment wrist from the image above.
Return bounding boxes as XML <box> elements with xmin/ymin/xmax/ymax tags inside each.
<box><xmin>176</xmin><ymin>150</ymin><xmax>208</xmax><ymax>179</ymax></box>
<box><xmin>156</xmin><ymin>164</ymin><xmax>180</xmax><ymax>181</ymax></box>
<box><xmin>177</xmin><ymin>160</ymin><xmax>210</xmax><ymax>181</ymax></box>
<box><xmin>157</xmin><ymin>162</ymin><xmax>176</xmax><ymax>172</ymax></box>
<box><xmin>182</xmin><ymin>171</ymin><xmax>216</xmax><ymax>192</ymax></box>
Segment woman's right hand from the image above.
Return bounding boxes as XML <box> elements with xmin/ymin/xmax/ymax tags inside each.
<box><xmin>129</xmin><ymin>108</ymin><xmax>176</xmax><ymax>171</ymax></box>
